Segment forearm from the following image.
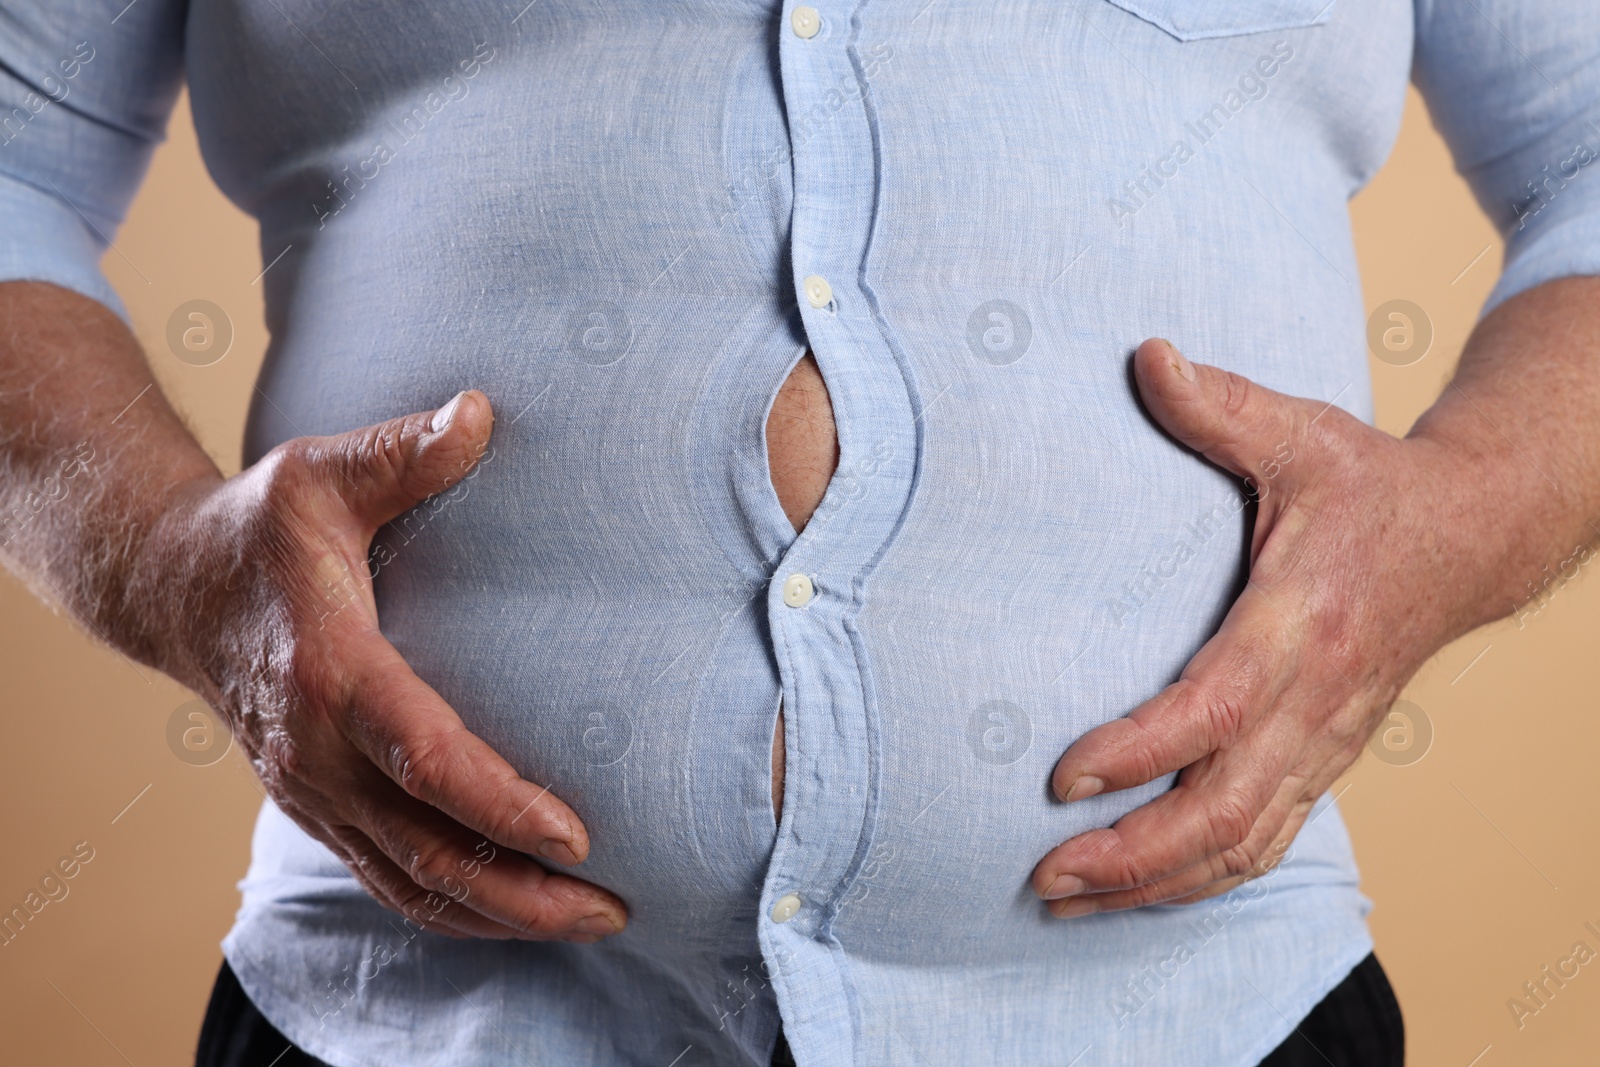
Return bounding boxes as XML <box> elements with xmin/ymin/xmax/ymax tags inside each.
<box><xmin>0</xmin><ymin>280</ymin><xmax>222</xmax><ymax>661</ymax></box>
<box><xmin>1406</xmin><ymin>275</ymin><xmax>1600</xmax><ymax>633</ymax></box>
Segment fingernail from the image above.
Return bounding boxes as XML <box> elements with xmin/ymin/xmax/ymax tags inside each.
<box><xmin>1052</xmin><ymin>897</ymin><xmax>1100</xmax><ymax>919</ymax></box>
<box><xmin>575</xmin><ymin>913</ymin><xmax>623</xmax><ymax>936</ymax></box>
<box><xmin>1062</xmin><ymin>775</ymin><xmax>1104</xmax><ymax>802</ymax></box>
<box><xmin>1043</xmin><ymin>874</ymin><xmax>1086</xmax><ymax>900</ymax></box>
<box><xmin>1161</xmin><ymin>340</ymin><xmax>1196</xmax><ymax>382</ymax></box>
<box><xmin>537</xmin><ymin>839</ymin><xmax>581</xmax><ymax>866</ymax></box>
<box><xmin>430</xmin><ymin>391</ymin><xmax>467</xmax><ymax>433</ymax></box>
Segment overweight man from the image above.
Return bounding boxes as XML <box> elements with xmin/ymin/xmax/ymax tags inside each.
<box><xmin>2</xmin><ymin>0</ymin><xmax>1598</xmax><ymax>1064</ymax></box>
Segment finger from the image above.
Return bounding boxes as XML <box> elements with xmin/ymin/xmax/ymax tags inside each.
<box><xmin>340</xmin><ymin>637</ymin><xmax>594</xmax><ymax>865</ymax></box>
<box><xmin>267</xmin><ymin>793</ymin><xmax>495</xmax><ymax>939</ymax></box>
<box><xmin>1053</xmin><ymin>585</ymin><xmax>1294</xmax><ymax>803</ymax></box>
<box><xmin>278</xmin><ymin>785</ymin><xmax>536</xmax><ymax>940</ymax></box>
<box><xmin>1046</xmin><ymin>787</ymin><xmax>1314</xmax><ymax>918</ymax></box>
<box><xmin>1161</xmin><ymin>796</ymin><xmax>1311</xmax><ymax>907</ymax></box>
<box><xmin>1132</xmin><ymin>338</ymin><xmax>1308</xmax><ymax>488</ymax></box>
<box><xmin>322</xmin><ymin>822</ymin><xmax>550</xmax><ymax>940</ymax></box>
<box><xmin>273</xmin><ymin>806</ymin><xmax>480</xmax><ymax>940</ymax></box>
<box><xmin>343</xmin><ymin>765</ymin><xmax>627</xmax><ymax>940</ymax></box>
<box><xmin>1035</xmin><ymin>711</ymin><xmax>1305</xmax><ymax>899</ymax></box>
<box><xmin>309</xmin><ymin>388</ymin><xmax>495</xmax><ymax>533</ymax></box>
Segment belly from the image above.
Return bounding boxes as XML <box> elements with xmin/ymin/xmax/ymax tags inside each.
<box><xmin>226</xmin><ymin>0</ymin><xmax>1371</xmax><ymax>966</ymax></box>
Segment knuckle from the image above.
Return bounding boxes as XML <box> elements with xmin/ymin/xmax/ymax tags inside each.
<box><xmin>393</xmin><ymin>884</ymin><xmax>449</xmax><ymax>928</ymax></box>
<box><xmin>1303</xmin><ymin>402</ymin><xmax>1355</xmax><ymax>457</ymax></box>
<box><xmin>405</xmin><ymin>843</ymin><xmax>458</xmax><ymax>891</ymax></box>
<box><xmin>257</xmin><ymin>439</ymin><xmax>316</xmax><ymax>512</ymax></box>
<box><xmin>327</xmin><ymin>838</ymin><xmax>406</xmax><ymax>912</ymax></box>
<box><xmin>1056</xmin><ymin>829</ymin><xmax>1143</xmax><ymax>891</ymax></box>
<box><xmin>1125</xmin><ymin>749</ymin><xmax>1167</xmax><ymax>788</ymax></box>
<box><xmin>1219</xmin><ymin>370</ymin><xmax>1254</xmax><ymax>420</ymax></box>
<box><xmin>507</xmin><ymin>896</ymin><xmax>564</xmax><ymax>936</ymax></box>
<box><xmin>391</xmin><ymin>731</ymin><xmax>452</xmax><ymax>801</ymax></box>
<box><xmin>1194</xmin><ymin>685</ymin><xmax>1249</xmax><ymax>745</ymax></box>
<box><xmin>1091</xmin><ymin>834</ymin><xmax>1148</xmax><ymax>890</ymax></box>
<box><xmin>1190</xmin><ymin>650</ymin><xmax>1278</xmax><ymax>746</ymax></box>
<box><xmin>349</xmin><ymin>857</ymin><xmax>400</xmax><ymax>903</ymax></box>
<box><xmin>1218</xmin><ymin>840</ymin><xmax>1261</xmax><ymax>879</ymax></box>
<box><xmin>1118</xmin><ymin>716</ymin><xmax>1173</xmax><ymax>784</ymax></box>
<box><xmin>257</xmin><ymin>724</ymin><xmax>308</xmax><ymax>784</ymax></box>
<box><xmin>341</xmin><ymin>418</ymin><xmax>416</xmax><ymax>495</ymax></box>
<box><xmin>485</xmin><ymin>787</ymin><xmax>538</xmax><ymax>845</ymax></box>
<box><xmin>1207</xmin><ymin>791</ymin><xmax>1258</xmax><ymax>854</ymax></box>
<box><xmin>1076</xmin><ymin>828</ymin><xmax>1127</xmax><ymax>871</ymax></box>
<box><xmin>1314</xmin><ymin>608</ymin><xmax>1362</xmax><ymax>677</ymax></box>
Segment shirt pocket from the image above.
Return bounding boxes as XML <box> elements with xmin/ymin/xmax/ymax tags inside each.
<box><xmin>1100</xmin><ymin>0</ymin><xmax>1337</xmax><ymax>41</ymax></box>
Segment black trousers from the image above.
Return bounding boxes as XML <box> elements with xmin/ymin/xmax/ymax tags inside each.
<box><xmin>198</xmin><ymin>952</ymin><xmax>1402</xmax><ymax>1066</ymax></box>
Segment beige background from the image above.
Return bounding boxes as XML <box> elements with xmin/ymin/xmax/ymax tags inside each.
<box><xmin>2</xmin><ymin>87</ymin><xmax>1597</xmax><ymax>1065</ymax></box>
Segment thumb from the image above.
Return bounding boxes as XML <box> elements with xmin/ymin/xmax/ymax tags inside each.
<box><xmin>1133</xmin><ymin>338</ymin><xmax>1303</xmax><ymax>486</ymax></box>
<box><xmin>316</xmin><ymin>389</ymin><xmax>495</xmax><ymax>530</ymax></box>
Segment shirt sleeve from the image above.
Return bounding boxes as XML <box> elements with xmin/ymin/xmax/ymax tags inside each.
<box><xmin>0</xmin><ymin>0</ymin><xmax>188</xmax><ymax>321</ymax></box>
<box><xmin>1413</xmin><ymin>0</ymin><xmax>1600</xmax><ymax>318</ymax></box>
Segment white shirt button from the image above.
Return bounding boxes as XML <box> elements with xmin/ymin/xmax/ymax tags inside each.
<box><xmin>782</xmin><ymin>573</ymin><xmax>814</xmax><ymax>607</ymax></box>
<box><xmin>802</xmin><ymin>274</ymin><xmax>833</xmax><ymax>309</ymax></box>
<box><xmin>790</xmin><ymin>6</ymin><xmax>821</xmax><ymax>38</ymax></box>
<box><xmin>771</xmin><ymin>893</ymin><xmax>803</xmax><ymax>923</ymax></box>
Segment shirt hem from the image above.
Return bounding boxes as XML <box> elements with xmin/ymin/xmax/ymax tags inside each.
<box><xmin>221</xmin><ymin>934</ymin><xmax>376</xmax><ymax>1067</ymax></box>
<box><xmin>1230</xmin><ymin>933</ymin><xmax>1378</xmax><ymax>1067</ymax></box>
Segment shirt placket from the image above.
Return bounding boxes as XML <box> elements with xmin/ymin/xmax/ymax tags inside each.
<box><xmin>762</xmin><ymin>2</ymin><xmax>922</xmax><ymax>1061</ymax></box>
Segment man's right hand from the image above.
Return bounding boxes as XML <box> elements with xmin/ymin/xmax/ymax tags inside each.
<box><xmin>129</xmin><ymin>388</ymin><xmax>627</xmax><ymax>943</ymax></box>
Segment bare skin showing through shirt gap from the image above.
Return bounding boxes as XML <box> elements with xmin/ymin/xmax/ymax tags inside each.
<box><xmin>765</xmin><ymin>351</ymin><xmax>839</xmax><ymax>822</ymax></box>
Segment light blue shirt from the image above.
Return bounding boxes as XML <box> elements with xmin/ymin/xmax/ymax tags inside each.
<box><xmin>4</xmin><ymin>1</ymin><xmax>1598</xmax><ymax>1064</ymax></box>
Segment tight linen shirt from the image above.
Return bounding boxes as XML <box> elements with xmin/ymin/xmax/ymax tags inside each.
<box><xmin>5</xmin><ymin>1</ymin><xmax>1599</xmax><ymax>1064</ymax></box>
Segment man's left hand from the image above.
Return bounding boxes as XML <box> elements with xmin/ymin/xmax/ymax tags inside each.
<box><xmin>1031</xmin><ymin>336</ymin><xmax>1494</xmax><ymax>916</ymax></box>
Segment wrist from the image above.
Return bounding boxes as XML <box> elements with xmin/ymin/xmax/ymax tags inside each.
<box><xmin>1404</xmin><ymin>414</ymin><xmax>1586</xmax><ymax>636</ymax></box>
<box><xmin>99</xmin><ymin>469</ymin><xmax>227</xmax><ymax>683</ymax></box>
